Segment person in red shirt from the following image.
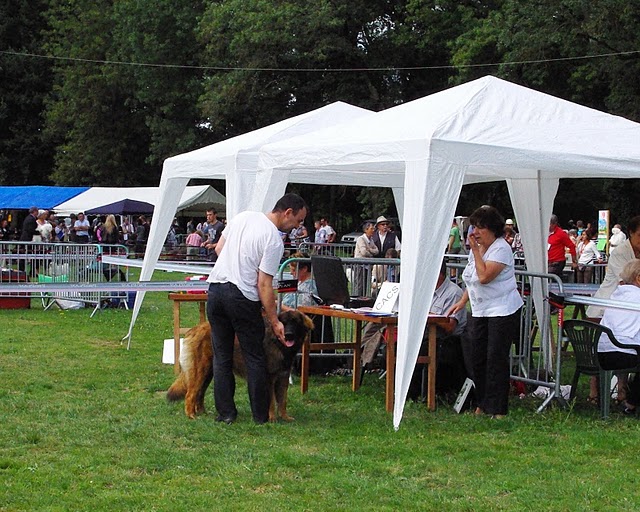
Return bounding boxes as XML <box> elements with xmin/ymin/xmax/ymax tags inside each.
<box><xmin>548</xmin><ymin>214</ymin><xmax>578</xmax><ymax>280</ymax></box>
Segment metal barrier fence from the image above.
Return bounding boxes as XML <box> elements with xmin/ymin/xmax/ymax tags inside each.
<box><xmin>0</xmin><ymin>241</ymin><xmax>130</xmax><ymax>314</ymax></box>
<box><xmin>296</xmin><ymin>242</ymin><xmax>356</xmax><ymax>258</ymax></box>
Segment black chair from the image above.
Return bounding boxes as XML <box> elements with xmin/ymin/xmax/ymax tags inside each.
<box><xmin>563</xmin><ymin>319</ymin><xmax>640</xmax><ymax>419</ymax></box>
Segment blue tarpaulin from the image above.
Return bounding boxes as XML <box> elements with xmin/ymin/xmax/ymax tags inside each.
<box><xmin>0</xmin><ymin>186</ymin><xmax>90</xmax><ymax>210</ymax></box>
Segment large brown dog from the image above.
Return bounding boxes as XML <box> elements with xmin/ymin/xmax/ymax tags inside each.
<box><xmin>167</xmin><ymin>309</ymin><xmax>313</xmax><ymax>421</ymax></box>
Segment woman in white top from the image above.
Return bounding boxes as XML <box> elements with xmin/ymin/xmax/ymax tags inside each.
<box><xmin>598</xmin><ymin>259</ymin><xmax>640</xmax><ymax>414</ymax></box>
<box><xmin>448</xmin><ymin>206</ymin><xmax>523</xmax><ymax>418</ymax></box>
<box><xmin>575</xmin><ymin>230</ymin><xmax>603</xmax><ymax>284</ymax></box>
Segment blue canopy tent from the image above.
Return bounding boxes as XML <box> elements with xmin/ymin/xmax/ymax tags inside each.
<box><xmin>0</xmin><ymin>186</ymin><xmax>90</xmax><ymax>210</ymax></box>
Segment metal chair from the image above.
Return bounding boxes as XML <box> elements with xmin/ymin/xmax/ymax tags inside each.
<box><xmin>563</xmin><ymin>319</ymin><xmax>640</xmax><ymax>419</ymax></box>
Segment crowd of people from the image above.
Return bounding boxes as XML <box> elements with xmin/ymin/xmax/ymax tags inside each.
<box><xmin>0</xmin><ymin>206</ymin><xmax>153</xmax><ymax>248</ymax></box>
<box><xmin>1</xmin><ymin>206</ymin><xmax>232</xmax><ymax>262</ymax></box>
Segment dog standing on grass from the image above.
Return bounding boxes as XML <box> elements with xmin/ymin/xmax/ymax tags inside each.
<box><xmin>167</xmin><ymin>309</ymin><xmax>313</xmax><ymax>422</ymax></box>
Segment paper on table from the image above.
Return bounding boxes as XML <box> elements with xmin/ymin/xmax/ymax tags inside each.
<box><xmin>350</xmin><ymin>307</ymin><xmax>396</xmax><ymax>316</ymax></box>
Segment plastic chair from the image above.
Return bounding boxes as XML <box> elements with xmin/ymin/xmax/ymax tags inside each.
<box><xmin>563</xmin><ymin>319</ymin><xmax>640</xmax><ymax>419</ymax></box>
<box><xmin>37</xmin><ymin>273</ymin><xmax>69</xmax><ymax>310</ymax></box>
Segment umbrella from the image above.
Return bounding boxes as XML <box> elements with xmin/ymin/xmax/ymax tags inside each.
<box><xmin>85</xmin><ymin>198</ymin><xmax>155</xmax><ymax>215</ymax></box>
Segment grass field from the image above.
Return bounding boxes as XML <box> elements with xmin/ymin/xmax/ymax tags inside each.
<box><xmin>1</xmin><ymin>273</ymin><xmax>640</xmax><ymax>511</ymax></box>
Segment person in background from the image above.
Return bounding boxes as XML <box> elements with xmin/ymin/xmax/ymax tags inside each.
<box><xmin>101</xmin><ymin>214</ymin><xmax>126</xmax><ymax>281</ymax></box>
<box><xmin>201</xmin><ymin>209</ymin><xmax>224</xmax><ymax>262</ymax></box>
<box><xmin>447</xmin><ymin>206</ymin><xmax>523</xmax><ymax>418</ymax></box>
<box><xmin>588</xmin><ymin>216</ymin><xmax>640</xmax><ymax>319</ymax></box>
<box><xmin>93</xmin><ymin>218</ymin><xmax>104</xmax><ymax>242</ymax></box>
<box><xmin>609</xmin><ymin>224</ymin><xmax>627</xmax><ymax>254</ymax></box>
<box><xmin>576</xmin><ymin>229</ymin><xmax>603</xmax><ymax>283</ymax></box>
<box><xmin>20</xmin><ymin>206</ymin><xmax>39</xmax><ymax>242</ymax></box>
<box><xmin>548</xmin><ymin>214</ymin><xmax>578</xmax><ymax>282</ymax></box>
<box><xmin>289</xmin><ymin>220</ymin><xmax>309</xmax><ymax>249</ymax></box>
<box><xmin>36</xmin><ymin>209</ymin><xmax>53</xmax><ymax>242</ymax></box>
<box><xmin>568</xmin><ymin>228</ymin><xmax>579</xmax><ymax>247</ymax></box>
<box><xmin>0</xmin><ymin>218</ymin><xmax>10</xmax><ymax>241</ymax></box>
<box><xmin>503</xmin><ymin>219</ymin><xmax>516</xmax><ymax>246</ymax></box>
<box><xmin>320</xmin><ymin>217</ymin><xmax>336</xmax><ymax>243</ymax></box>
<box><xmin>281</xmin><ymin>252</ymin><xmax>318</xmax><ymax>309</ymax></box>
<box><xmin>371</xmin><ymin>248</ymin><xmax>399</xmax><ymax>298</ymax></box>
<box><xmin>352</xmin><ymin>221</ymin><xmax>379</xmax><ymax>296</ymax></box>
<box><xmin>73</xmin><ymin>212</ymin><xmax>90</xmax><ymax>244</ymax></box>
<box><xmin>121</xmin><ymin>217</ymin><xmax>135</xmax><ymax>244</ymax></box>
<box><xmin>68</xmin><ymin>213</ymin><xmax>78</xmax><ymax>243</ymax></box>
<box><xmin>448</xmin><ymin>219</ymin><xmax>462</xmax><ymax>255</ymax></box>
<box><xmin>185</xmin><ymin>229</ymin><xmax>203</xmax><ymax>260</ymax></box>
<box><xmin>597</xmin><ymin>259</ymin><xmax>640</xmax><ymax>415</ymax></box>
<box><xmin>372</xmin><ymin>216</ymin><xmax>401</xmax><ymax>258</ymax></box>
<box><xmin>101</xmin><ymin>215</ymin><xmax>120</xmax><ymax>245</ymax></box>
<box><xmin>54</xmin><ymin>219</ymin><xmax>68</xmax><ymax>242</ymax></box>
<box><xmin>314</xmin><ymin>220</ymin><xmax>327</xmax><ymax>244</ymax></box>
<box><xmin>206</xmin><ymin>193</ymin><xmax>308</xmax><ymax>425</ymax></box>
<box><xmin>134</xmin><ymin>216</ymin><xmax>149</xmax><ymax>255</ymax></box>
<box><xmin>165</xmin><ymin>220</ymin><xmax>178</xmax><ymax>250</ymax></box>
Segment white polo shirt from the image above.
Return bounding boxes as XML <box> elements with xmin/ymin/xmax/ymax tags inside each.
<box><xmin>207</xmin><ymin>211</ymin><xmax>284</xmax><ymax>301</ymax></box>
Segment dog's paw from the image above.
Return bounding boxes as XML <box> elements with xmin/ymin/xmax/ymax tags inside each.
<box><xmin>280</xmin><ymin>414</ymin><xmax>295</xmax><ymax>422</ymax></box>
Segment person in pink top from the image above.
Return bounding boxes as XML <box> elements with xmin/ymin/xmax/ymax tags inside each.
<box><xmin>185</xmin><ymin>230</ymin><xmax>203</xmax><ymax>259</ymax></box>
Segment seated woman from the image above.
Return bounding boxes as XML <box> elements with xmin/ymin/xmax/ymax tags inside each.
<box><xmin>281</xmin><ymin>252</ymin><xmax>318</xmax><ymax>310</ymax></box>
<box><xmin>598</xmin><ymin>259</ymin><xmax>640</xmax><ymax>414</ymax></box>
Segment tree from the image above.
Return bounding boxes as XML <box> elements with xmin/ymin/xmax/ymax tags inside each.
<box><xmin>43</xmin><ymin>0</ymin><xmax>207</xmax><ymax>186</ymax></box>
<box><xmin>451</xmin><ymin>0</ymin><xmax>640</xmax><ymax>119</ymax></box>
<box><xmin>43</xmin><ymin>0</ymin><xmax>154</xmax><ymax>185</ymax></box>
<box><xmin>111</xmin><ymin>0</ymin><xmax>208</xmax><ymax>166</ymax></box>
<box><xmin>0</xmin><ymin>0</ymin><xmax>54</xmax><ymax>185</ymax></box>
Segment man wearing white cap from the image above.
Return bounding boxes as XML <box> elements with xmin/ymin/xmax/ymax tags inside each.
<box><xmin>504</xmin><ymin>218</ymin><xmax>523</xmax><ymax>254</ymax></box>
<box><xmin>372</xmin><ymin>215</ymin><xmax>401</xmax><ymax>258</ymax></box>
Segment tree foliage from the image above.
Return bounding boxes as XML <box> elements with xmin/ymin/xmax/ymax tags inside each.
<box><xmin>0</xmin><ymin>0</ymin><xmax>54</xmax><ymax>185</ymax></box>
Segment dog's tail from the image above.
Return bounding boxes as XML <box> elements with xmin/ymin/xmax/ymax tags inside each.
<box><xmin>166</xmin><ymin>372</ymin><xmax>187</xmax><ymax>402</ymax></box>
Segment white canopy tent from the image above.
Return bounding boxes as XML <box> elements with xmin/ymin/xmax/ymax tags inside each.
<box><xmin>252</xmin><ymin>75</ymin><xmax>640</xmax><ymax>429</ymax></box>
<box><xmin>125</xmin><ymin>101</ymin><xmax>374</xmax><ymax>341</ymax></box>
<box><xmin>54</xmin><ymin>185</ymin><xmax>225</xmax><ymax>217</ymax></box>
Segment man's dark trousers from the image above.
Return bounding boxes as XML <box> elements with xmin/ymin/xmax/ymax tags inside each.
<box><xmin>207</xmin><ymin>282</ymin><xmax>269</xmax><ymax>423</ymax></box>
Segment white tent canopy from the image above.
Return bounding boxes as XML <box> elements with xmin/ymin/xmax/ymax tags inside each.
<box><xmin>252</xmin><ymin>75</ymin><xmax>640</xmax><ymax>429</ymax></box>
<box><xmin>125</xmin><ymin>101</ymin><xmax>374</xmax><ymax>341</ymax></box>
<box><xmin>54</xmin><ymin>185</ymin><xmax>225</xmax><ymax>217</ymax></box>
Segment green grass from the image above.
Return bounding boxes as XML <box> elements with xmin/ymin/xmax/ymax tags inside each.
<box><xmin>1</xmin><ymin>274</ymin><xmax>640</xmax><ymax>511</ymax></box>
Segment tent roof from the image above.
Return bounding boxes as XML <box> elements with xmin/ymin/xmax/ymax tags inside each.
<box><xmin>258</xmin><ymin>76</ymin><xmax>640</xmax><ymax>184</ymax></box>
<box><xmin>0</xmin><ymin>186</ymin><xmax>90</xmax><ymax>210</ymax></box>
<box><xmin>85</xmin><ymin>198</ymin><xmax>155</xmax><ymax>215</ymax></box>
<box><xmin>162</xmin><ymin>101</ymin><xmax>373</xmax><ymax>183</ymax></box>
<box><xmin>53</xmin><ymin>185</ymin><xmax>225</xmax><ymax>216</ymax></box>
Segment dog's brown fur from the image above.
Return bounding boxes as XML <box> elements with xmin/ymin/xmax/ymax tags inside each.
<box><xmin>167</xmin><ymin>309</ymin><xmax>313</xmax><ymax>421</ymax></box>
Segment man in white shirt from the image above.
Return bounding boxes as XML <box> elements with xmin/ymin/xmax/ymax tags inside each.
<box><xmin>207</xmin><ymin>193</ymin><xmax>308</xmax><ymax>424</ymax></box>
<box><xmin>73</xmin><ymin>212</ymin><xmax>90</xmax><ymax>244</ymax></box>
<box><xmin>320</xmin><ymin>217</ymin><xmax>336</xmax><ymax>243</ymax></box>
